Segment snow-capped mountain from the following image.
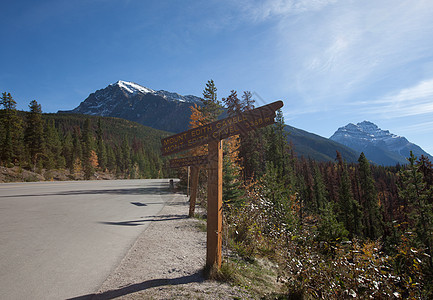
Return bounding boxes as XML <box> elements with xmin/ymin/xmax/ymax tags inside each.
<box><xmin>330</xmin><ymin>121</ymin><xmax>431</xmax><ymax>165</ymax></box>
<box><xmin>59</xmin><ymin>80</ymin><xmax>202</xmax><ymax>133</ymax></box>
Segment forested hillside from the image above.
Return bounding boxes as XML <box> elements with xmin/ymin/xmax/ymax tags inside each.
<box><xmin>0</xmin><ymin>92</ymin><xmax>173</xmax><ymax>181</ymax></box>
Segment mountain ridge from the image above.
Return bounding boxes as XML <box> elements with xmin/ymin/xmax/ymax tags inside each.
<box><xmin>58</xmin><ymin>81</ymin><xmax>202</xmax><ymax>133</ymax></box>
<box><xmin>59</xmin><ymin>81</ymin><xmax>423</xmax><ymax>164</ymax></box>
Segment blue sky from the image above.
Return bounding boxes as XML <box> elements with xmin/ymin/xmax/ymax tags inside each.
<box><xmin>1</xmin><ymin>0</ymin><xmax>433</xmax><ymax>155</ymax></box>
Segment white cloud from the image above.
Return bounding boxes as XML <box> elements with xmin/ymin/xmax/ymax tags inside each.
<box><xmin>358</xmin><ymin>78</ymin><xmax>433</xmax><ymax>118</ymax></box>
<box><xmin>237</xmin><ymin>0</ymin><xmax>338</xmax><ymax>22</ymax></box>
<box><xmin>270</xmin><ymin>0</ymin><xmax>433</xmax><ymax>105</ymax></box>
<box><xmin>397</xmin><ymin>121</ymin><xmax>433</xmax><ymax>134</ymax></box>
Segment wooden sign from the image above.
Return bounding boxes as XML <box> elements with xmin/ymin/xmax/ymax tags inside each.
<box><xmin>161</xmin><ymin>100</ymin><xmax>283</xmax><ymax>156</ymax></box>
<box><xmin>169</xmin><ymin>155</ymin><xmax>208</xmax><ymax>169</ymax></box>
<box><xmin>161</xmin><ymin>100</ymin><xmax>284</xmax><ymax>271</ymax></box>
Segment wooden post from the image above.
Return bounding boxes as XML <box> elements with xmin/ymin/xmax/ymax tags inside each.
<box><xmin>187</xmin><ymin>166</ymin><xmax>190</xmax><ymax>196</ymax></box>
<box><xmin>206</xmin><ymin>140</ymin><xmax>223</xmax><ymax>269</ymax></box>
<box><xmin>188</xmin><ymin>166</ymin><xmax>200</xmax><ymax>218</ymax></box>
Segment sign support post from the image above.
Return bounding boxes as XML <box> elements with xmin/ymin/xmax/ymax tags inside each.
<box><xmin>187</xmin><ymin>166</ymin><xmax>190</xmax><ymax>197</ymax></box>
<box><xmin>188</xmin><ymin>166</ymin><xmax>200</xmax><ymax>218</ymax></box>
<box><xmin>206</xmin><ymin>140</ymin><xmax>223</xmax><ymax>269</ymax></box>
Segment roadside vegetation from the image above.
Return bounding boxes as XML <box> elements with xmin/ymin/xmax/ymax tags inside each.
<box><xmin>179</xmin><ymin>80</ymin><xmax>433</xmax><ymax>299</ymax></box>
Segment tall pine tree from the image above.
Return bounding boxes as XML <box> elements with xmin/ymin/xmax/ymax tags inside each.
<box><xmin>0</xmin><ymin>92</ymin><xmax>23</xmax><ymax>165</ymax></box>
<box><xmin>82</xmin><ymin>119</ymin><xmax>95</xmax><ymax>179</ymax></box>
<box><xmin>358</xmin><ymin>152</ymin><xmax>383</xmax><ymax>239</ymax></box>
<box><xmin>199</xmin><ymin>79</ymin><xmax>222</xmax><ymax>123</ymax></box>
<box><xmin>398</xmin><ymin>152</ymin><xmax>433</xmax><ymax>268</ymax></box>
<box><xmin>25</xmin><ymin>100</ymin><xmax>44</xmax><ymax>169</ymax></box>
<box><xmin>338</xmin><ymin>161</ymin><xmax>363</xmax><ymax>238</ymax></box>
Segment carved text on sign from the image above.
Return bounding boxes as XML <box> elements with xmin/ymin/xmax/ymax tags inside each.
<box><xmin>161</xmin><ymin>100</ymin><xmax>283</xmax><ymax>156</ymax></box>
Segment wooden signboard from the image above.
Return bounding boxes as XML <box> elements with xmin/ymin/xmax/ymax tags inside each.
<box><xmin>161</xmin><ymin>100</ymin><xmax>284</xmax><ymax>270</ymax></box>
<box><xmin>161</xmin><ymin>100</ymin><xmax>283</xmax><ymax>156</ymax></box>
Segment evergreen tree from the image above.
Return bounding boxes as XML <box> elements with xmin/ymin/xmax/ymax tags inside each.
<box><xmin>106</xmin><ymin>145</ymin><xmax>116</xmax><ymax>173</ymax></box>
<box><xmin>261</xmin><ymin>162</ymin><xmax>296</xmax><ymax>237</ymax></box>
<box><xmin>316</xmin><ymin>201</ymin><xmax>349</xmax><ymax>247</ymax></box>
<box><xmin>0</xmin><ymin>92</ymin><xmax>23</xmax><ymax>165</ymax></box>
<box><xmin>121</xmin><ymin>137</ymin><xmax>131</xmax><ymax>176</ymax></box>
<box><xmin>44</xmin><ymin>119</ymin><xmax>64</xmax><ymax>169</ymax></box>
<box><xmin>223</xmin><ymin>153</ymin><xmax>244</xmax><ymax>209</ymax></box>
<box><xmin>266</xmin><ymin>109</ymin><xmax>288</xmax><ymax>179</ymax></box>
<box><xmin>62</xmin><ymin>131</ymin><xmax>74</xmax><ymax>170</ymax></box>
<box><xmin>200</xmin><ymin>79</ymin><xmax>222</xmax><ymax>123</ymax></box>
<box><xmin>96</xmin><ymin>118</ymin><xmax>107</xmax><ymax>170</ymax></box>
<box><xmin>82</xmin><ymin>119</ymin><xmax>95</xmax><ymax>179</ymax></box>
<box><xmin>312</xmin><ymin>161</ymin><xmax>328</xmax><ymax>213</ymax></box>
<box><xmin>242</xmin><ymin>91</ymin><xmax>255</xmax><ymax>110</ymax></box>
<box><xmin>338</xmin><ymin>162</ymin><xmax>363</xmax><ymax>237</ymax></box>
<box><xmin>358</xmin><ymin>152</ymin><xmax>383</xmax><ymax>239</ymax></box>
<box><xmin>72</xmin><ymin>127</ymin><xmax>83</xmax><ymax>172</ymax></box>
<box><xmin>398</xmin><ymin>152</ymin><xmax>433</xmax><ymax>267</ymax></box>
<box><xmin>222</xmin><ymin>90</ymin><xmax>242</xmax><ymax>116</ymax></box>
<box><xmin>25</xmin><ymin>100</ymin><xmax>45</xmax><ymax>169</ymax></box>
<box><xmin>239</xmin><ymin>128</ymin><xmax>267</xmax><ymax>181</ymax></box>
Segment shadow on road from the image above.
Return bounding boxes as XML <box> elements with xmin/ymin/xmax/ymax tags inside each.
<box><xmin>67</xmin><ymin>271</ymin><xmax>204</xmax><ymax>300</ymax></box>
<box><xmin>1</xmin><ymin>187</ymin><xmax>174</xmax><ymax>198</ymax></box>
<box><xmin>98</xmin><ymin>214</ymin><xmax>188</xmax><ymax>226</ymax></box>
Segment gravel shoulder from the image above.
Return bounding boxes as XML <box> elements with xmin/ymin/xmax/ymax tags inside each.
<box><xmin>92</xmin><ymin>191</ymin><xmax>253</xmax><ymax>300</ymax></box>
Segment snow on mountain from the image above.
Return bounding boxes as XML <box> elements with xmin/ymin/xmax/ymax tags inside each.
<box><xmin>114</xmin><ymin>80</ymin><xmax>156</xmax><ymax>95</ymax></box>
<box><xmin>330</xmin><ymin>121</ymin><xmax>431</xmax><ymax>165</ymax></box>
<box><xmin>111</xmin><ymin>80</ymin><xmax>200</xmax><ymax>103</ymax></box>
<box><xmin>58</xmin><ymin>81</ymin><xmax>202</xmax><ymax>133</ymax></box>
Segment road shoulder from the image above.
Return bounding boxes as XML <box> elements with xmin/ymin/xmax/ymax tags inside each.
<box><xmin>93</xmin><ymin>191</ymin><xmax>252</xmax><ymax>299</ymax></box>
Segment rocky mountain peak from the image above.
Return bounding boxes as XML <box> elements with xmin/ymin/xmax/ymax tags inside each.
<box><xmin>58</xmin><ymin>80</ymin><xmax>202</xmax><ymax>133</ymax></box>
<box><xmin>330</xmin><ymin>121</ymin><xmax>430</xmax><ymax>165</ymax></box>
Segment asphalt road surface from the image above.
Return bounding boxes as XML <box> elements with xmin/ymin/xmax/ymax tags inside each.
<box><xmin>0</xmin><ymin>179</ymin><xmax>178</xmax><ymax>300</ymax></box>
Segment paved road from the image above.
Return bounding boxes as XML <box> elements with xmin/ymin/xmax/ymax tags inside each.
<box><xmin>0</xmin><ymin>179</ymin><xmax>179</xmax><ymax>300</ymax></box>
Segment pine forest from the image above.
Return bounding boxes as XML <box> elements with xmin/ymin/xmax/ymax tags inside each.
<box><xmin>0</xmin><ymin>92</ymin><xmax>173</xmax><ymax>181</ymax></box>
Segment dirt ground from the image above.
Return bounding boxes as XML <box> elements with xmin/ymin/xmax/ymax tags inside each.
<box><xmin>93</xmin><ymin>191</ymin><xmax>254</xmax><ymax>300</ymax></box>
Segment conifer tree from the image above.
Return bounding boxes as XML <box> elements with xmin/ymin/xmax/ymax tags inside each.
<box><xmin>0</xmin><ymin>92</ymin><xmax>23</xmax><ymax>165</ymax></box>
<box><xmin>96</xmin><ymin>118</ymin><xmax>107</xmax><ymax>170</ymax></box>
<box><xmin>44</xmin><ymin>119</ymin><xmax>64</xmax><ymax>169</ymax></box>
<box><xmin>25</xmin><ymin>100</ymin><xmax>44</xmax><ymax>169</ymax></box>
<box><xmin>121</xmin><ymin>137</ymin><xmax>131</xmax><ymax>176</ymax></box>
<box><xmin>242</xmin><ymin>91</ymin><xmax>255</xmax><ymax>110</ymax></box>
<box><xmin>82</xmin><ymin>119</ymin><xmax>95</xmax><ymax>179</ymax></box>
<box><xmin>72</xmin><ymin>127</ymin><xmax>83</xmax><ymax>172</ymax></box>
<box><xmin>222</xmin><ymin>90</ymin><xmax>242</xmax><ymax>116</ymax></box>
<box><xmin>316</xmin><ymin>201</ymin><xmax>348</xmax><ymax>246</ymax></box>
<box><xmin>338</xmin><ymin>162</ymin><xmax>363</xmax><ymax>237</ymax></box>
<box><xmin>398</xmin><ymin>152</ymin><xmax>433</xmax><ymax>267</ymax></box>
<box><xmin>223</xmin><ymin>153</ymin><xmax>244</xmax><ymax>208</ymax></box>
<box><xmin>200</xmin><ymin>79</ymin><xmax>222</xmax><ymax>123</ymax></box>
<box><xmin>266</xmin><ymin>109</ymin><xmax>288</xmax><ymax>178</ymax></box>
<box><xmin>106</xmin><ymin>145</ymin><xmax>116</xmax><ymax>173</ymax></box>
<box><xmin>62</xmin><ymin>131</ymin><xmax>74</xmax><ymax>170</ymax></box>
<box><xmin>312</xmin><ymin>161</ymin><xmax>328</xmax><ymax>212</ymax></box>
<box><xmin>358</xmin><ymin>152</ymin><xmax>383</xmax><ymax>239</ymax></box>
<box><xmin>188</xmin><ymin>103</ymin><xmax>208</xmax><ymax>155</ymax></box>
